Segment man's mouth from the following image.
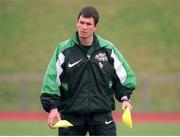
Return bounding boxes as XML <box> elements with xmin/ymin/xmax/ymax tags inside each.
<box><xmin>80</xmin><ymin>31</ymin><xmax>87</xmax><ymax>35</ymax></box>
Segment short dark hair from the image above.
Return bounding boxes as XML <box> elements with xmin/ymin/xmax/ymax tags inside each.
<box><xmin>77</xmin><ymin>6</ymin><xmax>99</xmax><ymax>25</ymax></box>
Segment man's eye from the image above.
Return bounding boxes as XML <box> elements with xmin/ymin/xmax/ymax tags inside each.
<box><xmin>80</xmin><ymin>21</ymin><xmax>84</xmax><ymax>24</ymax></box>
<box><xmin>86</xmin><ymin>23</ymin><xmax>92</xmax><ymax>26</ymax></box>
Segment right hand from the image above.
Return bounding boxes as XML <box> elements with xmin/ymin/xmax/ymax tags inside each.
<box><xmin>48</xmin><ymin>108</ymin><xmax>61</xmax><ymax>129</ymax></box>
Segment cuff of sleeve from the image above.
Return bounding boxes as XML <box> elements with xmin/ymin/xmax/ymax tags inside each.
<box><xmin>121</xmin><ymin>96</ymin><xmax>129</xmax><ymax>102</ymax></box>
<box><xmin>49</xmin><ymin>105</ymin><xmax>58</xmax><ymax>112</ymax></box>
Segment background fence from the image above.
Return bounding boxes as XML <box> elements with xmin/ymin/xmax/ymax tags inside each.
<box><xmin>1</xmin><ymin>1</ymin><xmax>180</xmax><ymax>135</ymax></box>
<box><xmin>0</xmin><ymin>73</ymin><xmax>179</xmax><ymax>112</ymax></box>
<box><xmin>1</xmin><ymin>0</ymin><xmax>180</xmax><ymax>112</ymax></box>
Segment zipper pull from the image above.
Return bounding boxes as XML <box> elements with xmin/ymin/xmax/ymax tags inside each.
<box><xmin>87</xmin><ymin>55</ymin><xmax>91</xmax><ymax>60</ymax></box>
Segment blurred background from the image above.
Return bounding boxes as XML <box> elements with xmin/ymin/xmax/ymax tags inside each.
<box><xmin>0</xmin><ymin>0</ymin><xmax>180</xmax><ymax>135</ymax></box>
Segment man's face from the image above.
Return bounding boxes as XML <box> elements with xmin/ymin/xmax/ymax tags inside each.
<box><xmin>76</xmin><ymin>15</ymin><xmax>98</xmax><ymax>39</ymax></box>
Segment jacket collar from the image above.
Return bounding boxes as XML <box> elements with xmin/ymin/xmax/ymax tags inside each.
<box><xmin>71</xmin><ymin>32</ymin><xmax>107</xmax><ymax>48</ymax></box>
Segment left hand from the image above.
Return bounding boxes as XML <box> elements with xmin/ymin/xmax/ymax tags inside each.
<box><xmin>122</xmin><ymin>100</ymin><xmax>133</xmax><ymax>111</ymax></box>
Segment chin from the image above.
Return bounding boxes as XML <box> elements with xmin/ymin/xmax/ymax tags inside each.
<box><xmin>79</xmin><ymin>35</ymin><xmax>88</xmax><ymax>39</ymax></box>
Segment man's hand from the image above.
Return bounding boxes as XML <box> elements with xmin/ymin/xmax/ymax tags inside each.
<box><xmin>122</xmin><ymin>100</ymin><xmax>133</xmax><ymax>111</ymax></box>
<box><xmin>48</xmin><ymin>108</ymin><xmax>61</xmax><ymax>129</ymax></box>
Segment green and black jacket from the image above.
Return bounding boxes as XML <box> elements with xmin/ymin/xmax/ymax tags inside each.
<box><xmin>40</xmin><ymin>32</ymin><xmax>136</xmax><ymax>114</ymax></box>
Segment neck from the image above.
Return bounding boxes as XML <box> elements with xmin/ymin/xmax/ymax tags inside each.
<box><xmin>79</xmin><ymin>35</ymin><xmax>93</xmax><ymax>46</ymax></box>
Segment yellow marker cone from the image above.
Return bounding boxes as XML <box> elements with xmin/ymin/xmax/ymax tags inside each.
<box><xmin>53</xmin><ymin>120</ymin><xmax>73</xmax><ymax>128</ymax></box>
<box><xmin>122</xmin><ymin>107</ymin><xmax>132</xmax><ymax>128</ymax></box>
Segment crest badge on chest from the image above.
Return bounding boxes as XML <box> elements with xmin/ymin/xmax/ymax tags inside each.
<box><xmin>95</xmin><ymin>53</ymin><xmax>108</xmax><ymax>62</ymax></box>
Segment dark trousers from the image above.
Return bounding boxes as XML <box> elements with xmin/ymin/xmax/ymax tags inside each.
<box><xmin>58</xmin><ymin>112</ymin><xmax>117</xmax><ymax>136</ymax></box>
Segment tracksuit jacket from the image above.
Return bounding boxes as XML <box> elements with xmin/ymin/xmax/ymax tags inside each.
<box><xmin>40</xmin><ymin>32</ymin><xmax>136</xmax><ymax>114</ymax></box>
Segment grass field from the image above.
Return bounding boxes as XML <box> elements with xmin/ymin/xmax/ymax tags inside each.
<box><xmin>0</xmin><ymin>1</ymin><xmax>180</xmax><ymax>135</ymax></box>
<box><xmin>1</xmin><ymin>112</ymin><xmax>180</xmax><ymax>135</ymax></box>
<box><xmin>0</xmin><ymin>121</ymin><xmax>179</xmax><ymax>136</ymax></box>
<box><xmin>1</xmin><ymin>0</ymin><xmax>180</xmax><ymax>74</ymax></box>
<box><xmin>0</xmin><ymin>0</ymin><xmax>180</xmax><ymax>112</ymax></box>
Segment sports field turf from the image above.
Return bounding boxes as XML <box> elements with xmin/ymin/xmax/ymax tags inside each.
<box><xmin>1</xmin><ymin>0</ymin><xmax>180</xmax><ymax>113</ymax></box>
<box><xmin>0</xmin><ymin>1</ymin><xmax>180</xmax><ymax>136</ymax></box>
<box><xmin>0</xmin><ymin>121</ymin><xmax>179</xmax><ymax>136</ymax></box>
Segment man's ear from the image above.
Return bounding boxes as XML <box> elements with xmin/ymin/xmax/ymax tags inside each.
<box><xmin>94</xmin><ymin>23</ymin><xmax>99</xmax><ymax>31</ymax></box>
<box><xmin>76</xmin><ymin>20</ymin><xmax>78</xmax><ymax>28</ymax></box>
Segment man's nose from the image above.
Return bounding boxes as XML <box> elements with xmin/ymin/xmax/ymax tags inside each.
<box><xmin>82</xmin><ymin>24</ymin><xmax>87</xmax><ymax>29</ymax></box>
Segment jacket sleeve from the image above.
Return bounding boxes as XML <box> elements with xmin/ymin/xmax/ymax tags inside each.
<box><xmin>40</xmin><ymin>93</ymin><xmax>61</xmax><ymax>112</ymax></box>
<box><xmin>111</xmin><ymin>46</ymin><xmax>137</xmax><ymax>102</ymax></box>
<box><xmin>40</xmin><ymin>47</ymin><xmax>65</xmax><ymax>112</ymax></box>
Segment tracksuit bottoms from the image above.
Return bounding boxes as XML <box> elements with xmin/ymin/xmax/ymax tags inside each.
<box><xmin>58</xmin><ymin>112</ymin><xmax>117</xmax><ymax>136</ymax></box>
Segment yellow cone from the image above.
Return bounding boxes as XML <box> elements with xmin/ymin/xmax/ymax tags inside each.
<box><xmin>122</xmin><ymin>107</ymin><xmax>132</xmax><ymax>128</ymax></box>
<box><xmin>53</xmin><ymin>120</ymin><xmax>73</xmax><ymax>128</ymax></box>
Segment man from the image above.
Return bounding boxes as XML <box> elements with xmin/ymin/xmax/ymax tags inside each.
<box><xmin>40</xmin><ymin>6</ymin><xmax>136</xmax><ymax>136</ymax></box>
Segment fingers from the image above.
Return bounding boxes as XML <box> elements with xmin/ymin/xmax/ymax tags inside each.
<box><xmin>48</xmin><ymin>114</ymin><xmax>56</xmax><ymax>129</ymax></box>
<box><xmin>48</xmin><ymin>121</ymin><xmax>55</xmax><ymax>129</ymax></box>
<box><xmin>122</xmin><ymin>101</ymin><xmax>133</xmax><ymax>111</ymax></box>
<box><xmin>48</xmin><ymin>108</ymin><xmax>61</xmax><ymax>129</ymax></box>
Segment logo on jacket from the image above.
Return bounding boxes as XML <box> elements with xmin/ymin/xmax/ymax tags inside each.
<box><xmin>68</xmin><ymin>59</ymin><xmax>82</xmax><ymax>68</ymax></box>
<box><xmin>105</xmin><ymin>120</ymin><xmax>112</xmax><ymax>125</ymax></box>
<box><xmin>95</xmin><ymin>53</ymin><xmax>108</xmax><ymax>61</ymax></box>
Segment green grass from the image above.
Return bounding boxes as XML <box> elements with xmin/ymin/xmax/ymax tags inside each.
<box><xmin>118</xmin><ymin>123</ymin><xmax>180</xmax><ymax>136</ymax></box>
<box><xmin>0</xmin><ymin>81</ymin><xmax>42</xmax><ymax>111</ymax></box>
<box><xmin>0</xmin><ymin>0</ymin><xmax>180</xmax><ymax>112</ymax></box>
<box><xmin>0</xmin><ymin>0</ymin><xmax>180</xmax><ymax>74</ymax></box>
<box><xmin>0</xmin><ymin>121</ymin><xmax>179</xmax><ymax>136</ymax></box>
<box><xmin>0</xmin><ymin>121</ymin><xmax>57</xmax><ymax>136</ymax></box>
